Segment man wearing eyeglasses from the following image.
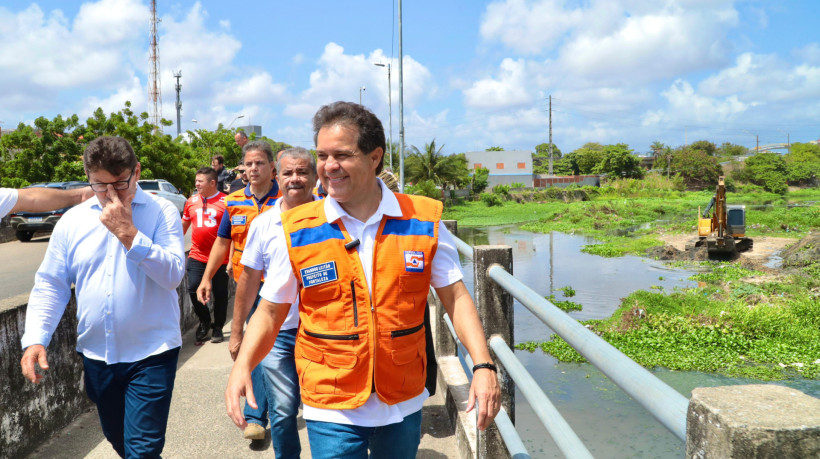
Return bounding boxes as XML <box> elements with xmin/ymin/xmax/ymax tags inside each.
<box><xmin>20</xmin><ymin>136</ymin><xmax>185</xmax><ymax>458</ymax></box>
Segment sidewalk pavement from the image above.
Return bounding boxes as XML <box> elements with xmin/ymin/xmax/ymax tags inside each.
<box><xmin>26</xmin><ymin>323</ymin><xmax>458</xmax><ymax>458</ymax></box>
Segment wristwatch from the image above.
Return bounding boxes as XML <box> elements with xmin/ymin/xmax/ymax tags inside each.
<box><xmin>472</xmin><ymin>362</ymin><xmax>498</xmax><ymax>373</ymax></box>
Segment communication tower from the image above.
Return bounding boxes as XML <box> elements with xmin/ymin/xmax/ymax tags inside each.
<box><xmin>149</xmin><ymin>0</ymin><xmax>163</xmax><ymax>131</ymax></box>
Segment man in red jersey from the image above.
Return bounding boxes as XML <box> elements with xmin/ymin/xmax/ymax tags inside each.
<box><xmin>182</xmin><ymin>167</ymin><xmax>229</xmax><ymax>344</ymax></box>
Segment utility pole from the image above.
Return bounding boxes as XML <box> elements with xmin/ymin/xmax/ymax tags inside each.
<box><xmin>398</xmin><ymin>0</ymin><xmax>405</xmax><ymax>192</ymax></box>
<box><xmin>173</xmin><ymin>70</ymin><xmax>182</xmax><ymax>137</ymax></box>
<box><xmin>374</xmin><ymin>63</ymin><xmax>393</xmax><ymax>170</ymax></box>
<box><xmin>148</xmin><ymin>0</ymin><xmax>162</xmax><ymax>132</ymax></box>
<box><xmin>756</xmin><ymin>135</ymin><xmax>759</xmax><ymax>153</ymax></box>
<box><xmin>548</xmin><ymin>94</ymin><xmax>553</xmax><ymax>176</ymax></box>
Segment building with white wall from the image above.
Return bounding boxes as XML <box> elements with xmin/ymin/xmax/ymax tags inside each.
<box><xmin>463</xmin><ymin>150</ymin><xmax>533</xmax><ymax>187</ymax></box>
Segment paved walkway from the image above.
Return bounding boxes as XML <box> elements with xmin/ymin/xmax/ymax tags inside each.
<box><xmin>26</xmin><ymin>323</ymin><xmax>458</xmax><ymax>458</ymax></box>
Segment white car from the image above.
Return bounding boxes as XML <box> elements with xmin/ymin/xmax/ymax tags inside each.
<box><xmin>138</xmin><ymin>179</ymin><xmax>187</xmax><ymax>213</ymax></box>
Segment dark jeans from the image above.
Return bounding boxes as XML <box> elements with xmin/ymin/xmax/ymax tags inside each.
<box><xmin>306</xmin><ymin>409</ymin><xmax>422</xmax><ymax>459</ymax></box>
<box><xmin>186</xmin><ymin>258</ymin><xmax>228</xmax><ymax>331</ymax></box>
<box><xmin>82</xmin><ymin>348</ymin><xmax>180</xmax><ymax>458</ymax></box>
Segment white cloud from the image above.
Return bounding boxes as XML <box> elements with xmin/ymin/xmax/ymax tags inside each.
<box><xmin>643</xmin><ymin>79</ymin><xmax>749</xmax><ymax>126</ymax></box>
<box><xmin>212</xmin><ymin>73</ymin><xmax>288</xmax><ymax>105</ymax></box>
<box><xmin>463</xmin><ymin>58</ymin><xmax>534</xmax><ymax>109</ymax></box>
<box><xmin>284</xmin><ymin>43</ymin><xmax>434</xmax><ymax>121</ymax></box>
<box><xmin>480</xmin><ymin>0</ymin><xmax>582</xmax><ymax>54</ymax></box>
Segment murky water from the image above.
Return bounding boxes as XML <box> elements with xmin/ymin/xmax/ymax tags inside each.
<box><xmin>455</xmin><ymin>225</ymin><xmax>819</xmax><ymax>458</ymax></box>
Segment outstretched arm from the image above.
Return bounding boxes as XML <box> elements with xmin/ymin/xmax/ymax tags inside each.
<box><xmin>12</xmin><ymin>186</ymin><xmax>93</xmax><ymax>214</ymax></box>
<box><xmin>435</xmin><ymin>280</ymin><xmax>501</xmax><ymax>431</ymax></box>
<box><xmin>225</xmin><ymin>299</ymin><xmax>291</xmax><ymax>429</ymax></box>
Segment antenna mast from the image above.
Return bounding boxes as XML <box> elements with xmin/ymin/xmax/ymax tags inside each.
<box><xmin>174</xmin><ymin>70</ymin><xmax>182</xmax><ymax>137</ymax></box>
<box><xmin>149</xmin><ymin>0</ymin><xmax>162</xmax><ymax>131</ymax></box>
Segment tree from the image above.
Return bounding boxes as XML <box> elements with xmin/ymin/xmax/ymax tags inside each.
<box><xmin>689</xmin><ymin>140</ymin><xmax>718</xmax><ymax>156</ymax></box>
<box><xmin>745</xmin><ymin>152</ymin><xmax>788</xmax><ymax>194</ymax></box>
<box><xmin>532</xmin><ymin>142</ymin><xmax>563</xmax><ymax>175</ymax></box>
<box><xmin>670</xmin><ymin>146</ymin><xmax>723</xmax><ymax>189</ymax></box>
<box><xmin>470</xmin><ymin>167</ymin><xmax>489</xmax><ymax>194</ymax></box>
<box><xmin>565</xmin><ymin>143</ymin><xmax>605</xmax><ymax>174</ymax></box>
<box><xmin>405</xmin><ymin>139</ymin><xmax>469</xmax><ymax>189</ymax></box>
<box><xmin>593</xmin><ymin>143</ymin><xmax>644</xmax><ymax>179</ymax></box>
<box><xmin>485</xmin><ymin>146</ymin><xmax>504</xmax><ymax>151</ymax></box>
<box><xmin>717</xmin><ymin>142</ymin><xmax>748</xmax><ymax>159</ymax></box>
<box><xmin>534</xmin><ymin>142</ymin><xmax>562</xmax><ymax>158</ymax></box>
<box><xmin>0</xmin><ymin>115</ymin><xmax>86</xmax><ymax>187</ymax></box>
<box><xmin>783</xmin><ymin>142</ymin><xmax>820</xmax><ymax>184</ymax></box>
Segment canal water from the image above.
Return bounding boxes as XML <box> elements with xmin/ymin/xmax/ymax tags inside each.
<box><xmin>456</xmin><ymin>225</ymin><xmax>819</xmax><ymax>458</ymax></box>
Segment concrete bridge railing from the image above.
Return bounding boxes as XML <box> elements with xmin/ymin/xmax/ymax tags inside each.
<box><xmin>0</xmin><ymin>263</ymin><xmax>206</xmax><ymax>459</ymax></box>
<box><xmin>432</xmin><ymin>220</ymin><xmax>820</xmax><ymax>458</ymax></box>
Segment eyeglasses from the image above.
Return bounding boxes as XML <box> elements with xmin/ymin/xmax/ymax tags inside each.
<box><xmin>89</xmin><ymin>169</ymin><xmax>134</xmax><ymax>192</ymax></box>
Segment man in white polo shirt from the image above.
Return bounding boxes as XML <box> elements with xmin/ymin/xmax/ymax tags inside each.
<box><xmin>229</xmin><ymin>147</ymin><xmax>318</xmax><ymax>458</ymax></box>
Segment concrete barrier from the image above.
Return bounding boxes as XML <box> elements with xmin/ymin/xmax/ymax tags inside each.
<box><xmin>687</xmin><ymin>384</ymin><xmax>820</xmax><ymax>458</ymax></box>
<box><xmin>0</xmin><ymin>261</ymin><xmax>221</xmax><ymax>459</ymax></box>
<box><xmin>0</xmin><ymin>215</ymin><xmax>16</xmax><ymax>243</ymax></box>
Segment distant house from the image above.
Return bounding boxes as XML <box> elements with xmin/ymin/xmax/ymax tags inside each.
<box><xmin>463</xmin><ymin>150</ymin><xmax>533</xmax><ymax>188</ymax></box>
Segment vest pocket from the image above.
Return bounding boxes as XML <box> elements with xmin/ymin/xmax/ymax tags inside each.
<box><xmin>376</xmin><ymin>325</ymin><xmax>426</xmax><ymax>401</ymax></box>
<box><xmin>297</xmin><ymin>331</ymin><xmax>365</xmax><ymax>397</ymax></box>
<box><xmin>398</xmin><ymin>274</ymin><xmax>430</xmax><ymax>325</ymax></box>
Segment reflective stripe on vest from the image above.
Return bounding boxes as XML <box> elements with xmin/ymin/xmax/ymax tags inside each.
<box><xmin>224</xmin><ymin>188</ymin><xmax>280</xmax><ymax>281</ymax></box>
<box><xmin>282</xmin><ymin>193</ymin><xmax>442</xmax><ymax>410</ymax></box>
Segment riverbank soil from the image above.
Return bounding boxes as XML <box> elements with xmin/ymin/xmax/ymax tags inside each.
<box><xmin>647</xmin><ymin>234</ymin><xmax>796</xmax><ymax>270</ymax></box>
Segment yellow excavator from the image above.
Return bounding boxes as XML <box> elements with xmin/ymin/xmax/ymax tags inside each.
<box><xmin>686</xmin><ymin>176</ymin><xmax>753</xmax><ymax>255</ymax></box>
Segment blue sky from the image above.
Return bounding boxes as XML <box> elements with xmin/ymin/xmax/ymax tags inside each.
<box><xmin>2</xmin><ymin>0</ymin><xmax>820</xmax><ymax>157</ymax></box>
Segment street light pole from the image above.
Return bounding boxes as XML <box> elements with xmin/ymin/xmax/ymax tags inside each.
<box><xmin>228</xmin><ymin>115</ymin><xmax>245</xmax><ymax>129</ymax></box>
<box><xmin>374</xmin><ymin>62</ymin><xmax>393</xmax><ymax>170</ymax></box>
<box><xmin>359</xmin><ymin>86</ymin><xmax>366</xmax><ymax>105</ymax></box>
<box><xmin>398</xmin><ymin>0</ymin><xmax>405</xmax><ymax>192</ymax></box>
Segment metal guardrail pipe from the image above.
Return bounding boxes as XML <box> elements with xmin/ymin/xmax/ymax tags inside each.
<box><xmin>443</xmin><ymin>314</ymin><xmax>530</xmax><ymax>458</ymax></box>
<box><xmin>453</xmin><ymin>236</ymin><xmax>474</xmax><ymax>260</ymax></box>
<box><xmin>487</xmin><ymin>265</ymin><xmax>689</xmax><ymax>441</ymax></box>
<box><xmin>490</xmin><ymin>336</ymin><xmax>592</xmax><ymax>459</ymax></box>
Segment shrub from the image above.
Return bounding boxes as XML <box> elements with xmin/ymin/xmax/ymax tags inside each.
<box><xmin>492</xmin><ymin>184</ymin><xmax>511</xmax><ymax>195</ymax></box>
<box><xmin>407</xmin><ymin>179</ymin><xmax>441</xmax><ymax>199</ymax></box>
<box><xmin>480</xmin><ymin>192</ymin><xmax>503</xmax><ymax>206</ymax></box>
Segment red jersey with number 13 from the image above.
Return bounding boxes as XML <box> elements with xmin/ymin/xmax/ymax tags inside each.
<box><xmin>183</xmin><ymin>192</ymin><xmax>229</xmax><ymax>264</ymax></box>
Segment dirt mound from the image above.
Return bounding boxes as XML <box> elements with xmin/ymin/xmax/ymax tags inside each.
<box><xmin>646</xmin><ymin>244</ymin><xmax>709</xmax><ymax>261</ymax></box>
<box><xmin>780</xmin><ymin>232</ymin><xmax>820</xmax><ymax>267</ymax></box>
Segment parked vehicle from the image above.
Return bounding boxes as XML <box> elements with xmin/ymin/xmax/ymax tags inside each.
<box><xmin>138</xmin><ymin>179</ymin><xmax>186</xmax><ymax>213</ymax></box>
<box><xmin>9</xmin><ymin>181</ymin><xmax>89</xmax><ymax>242</ymax></box>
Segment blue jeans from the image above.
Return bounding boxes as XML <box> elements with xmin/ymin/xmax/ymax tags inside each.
<box><xmin>259</xmin><ymin>327</ymin><xmax>301</xmax><ymax>458</ymax></box>
<box><xmin>82</xmin><ymin>348</ymin><xmax>180</xmax><ymax>459</ymax></box>
<box><xmin>306</xmin><ymin>410</ymin><xmax>422</xmax><ymax>459</ymax></box>
<box><xmin>244</xmin><ymin>299</ymin><xmax>269</xmax><ymax>428</ymax></box>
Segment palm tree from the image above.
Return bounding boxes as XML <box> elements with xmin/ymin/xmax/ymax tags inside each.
<box><xmin>405</xmin><ymin>139</ymin><xmax>468</xmax><ymax>189</ymax></box>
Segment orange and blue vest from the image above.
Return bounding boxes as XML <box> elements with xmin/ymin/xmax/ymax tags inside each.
<box><xmin>219</xmin><ymin>181</ymin><xmax>281</xmax><ymax>281</ymax></box>
<box><xmin>281</xmin><ymin>193</ymin><xmax>442</xmax><ymax>409</ymax></box>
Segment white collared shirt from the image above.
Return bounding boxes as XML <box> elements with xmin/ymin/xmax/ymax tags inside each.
<box><xmin>259</xmin><ymin>179</ymin><xmax>463</xmax><ymax>426</ymax></box>
<box><xmin>0</xmin><ymin>187</ymin><xmax>18</xmax><ymax>218</ymax></box>
<box><xmin>21</xmin><ymin>186</ymin><xmax>186</xmax><ymax>364</ymax></box>
<box><xmin>240</xmin><ymin>196</ymin><xmax>319</xmax><ymax>330</ymax></box>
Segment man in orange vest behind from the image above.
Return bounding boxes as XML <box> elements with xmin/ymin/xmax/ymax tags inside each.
<box><xmin>198</xmin><ymin>140</ymin><xmax>281</xmax><ymax>442</ymax></box>
<box><xmin>226</xmin><ymin>102</ymin><xmax>501</xmax><ymax>458</ymax></box>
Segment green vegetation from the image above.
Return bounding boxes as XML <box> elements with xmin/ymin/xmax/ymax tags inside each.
<box><xmin>545</xmin><ymin>294</ymin><xmax>583</xmax><ymax>312</ymax></box>
<box><xmin>0</xmin><ymin>102</ymin><xmax>289</xmax><ymax>193</ymax></box>
<box><xmin>518</xmin><ymin>262</ymin><xmax>820</xmax><ymax>381</ymax></box>
<box><xmin>443</xmin><ymin>179</ymin><xmax>820</xmax><ymax>256</ymax></box>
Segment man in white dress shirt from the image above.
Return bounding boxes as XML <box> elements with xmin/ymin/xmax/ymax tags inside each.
<box><xmin>20</xmin><ymin>136</ymin><xmax>186</xmax><ymax>458</ymax></box>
